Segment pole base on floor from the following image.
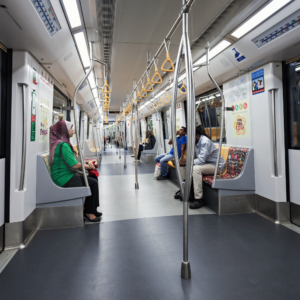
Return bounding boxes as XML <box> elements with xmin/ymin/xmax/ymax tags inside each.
<box><xmin>135</xmin><ymin>183</ymin><xmax>139</xmax><ymax>189</ymax></box>
<box><xmin>124</xmin><ymin>164</ymin><xmax>127</xmax><ymax>168</ymax></box>
<box><xmin>181</xmin><ymin>261</ymin><xmax>191</xmax><ymax>280</ymax></box>
<box><xmin>119</xmin><ymin>156</ymin><xmax>121</xmax><ymax>159</ymax></box>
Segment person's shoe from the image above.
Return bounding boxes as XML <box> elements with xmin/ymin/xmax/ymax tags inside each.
<box><xmin>189</xmin><ymin>199</ymin><xmax>206</xmax><ymax>209</ymax></box>
<box><xmin>95</xmin><ymin>211</ymin><xmax>103</xmax><ymax>217</ymax></box>
<box><xmin>131</xmin><ymin>155</ymin><xmax>135</xmax><ymax>157</ymax></box>
<box><xmin>157</xmin><ymin>175</ymin><xmax>167</xmax><ymax>180</ymax></box>
<box><xmin>133</xmin><ymin>160</ymin><xmax>140</xmax><ymax>163</ymax></box>
<box><xmin>84</xmin><ymin>214</ymin><xmax>101</xmax><ymax>222</ymax></box>
<box><xmin>174</xmin><ymin>190</ymin><xmax>181</xmax><ymax>199</ymax></box>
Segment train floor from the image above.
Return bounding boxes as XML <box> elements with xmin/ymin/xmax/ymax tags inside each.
<box><xmin>1</xmin><ymin>146</ymin><xmax>300</xmax><ymax>299</ymax></box>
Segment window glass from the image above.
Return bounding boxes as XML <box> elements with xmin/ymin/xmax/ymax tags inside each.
<box><xmin>53</xmin><ymin>86</ymin><xmax>68</xmax><ymax>124</ymax></box>
<box><xmin>286</xmin><ymin>60</ymin><xmax>300</xmax><ymax>148</ymax></box>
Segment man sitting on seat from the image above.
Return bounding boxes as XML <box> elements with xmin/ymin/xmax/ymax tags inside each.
<box><xmin>155</xmin><ymin>126</ymin><xmax>187</xmax><ymax>180</ymax></box>
<box><xmin>179</xmin><ymin>125</ymin><xmax>225</xmax><ymax>209</ymax></box>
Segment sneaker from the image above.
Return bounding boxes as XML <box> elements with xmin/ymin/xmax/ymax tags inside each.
<box><xmin>157</xmin><ymin>175</ymin><xmax>167</xmax><ymax>181</ymax></box>
<box><xmin>189</xmin><ymin>199</ymin><xmax>206</xmax><ymax>209</ymax></box>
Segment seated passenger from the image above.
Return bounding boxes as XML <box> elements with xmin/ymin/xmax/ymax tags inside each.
<box><xmin>179</xmin><ymin>125</ymin><xmax>225</xmax><ymax>209</ymax></box>
<box><xmin>136</xmin><ymin>130</ymin><xmax>156</xmax><ymax>161</ymax></box>
<box><xmin>49</xmin><ymin>120</ymin><xmax>102</xmax><ymax>222</ymax></box>
<box><xmin>155</xmin><ymin>127</ymin><xmax>187</xmax><ymax>180</ymax></box>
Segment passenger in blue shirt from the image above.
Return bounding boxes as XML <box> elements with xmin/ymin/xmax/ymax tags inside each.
<box><xmin>155</xmin><ymin>127</ymin><xmax>187</xmax><ymax>180</ymax></box>
<box><xmin>178</xmin><ymin>125</ymin><xmax>225</xmax><ymax>209</ymax></box>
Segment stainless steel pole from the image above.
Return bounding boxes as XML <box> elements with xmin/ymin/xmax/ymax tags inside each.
<box><xmin>153</xmin><ymin>107</ymin><xmax>162</xmax><ymax>157</ymax></box>
<box><xmin>72</xmin><ymin>42</ymin><xmax>94</xmax><ymax>187</ymax></box>
<box><xmin>97</xmin><ymin>126</ymin><xmax>102</xmax><ymax>165</ymax></box>
<box><xmin>134</xmin><ymin>101</ymin><xmax>140</xmax><ymax>189</ymax></box>
<box><xmin>206</xmin><ymin>47</ymin><xmax>226</xmax><ymax>183</ymax></box>
<box><xmin>205</xmin><ymin>102</ymin><xmax>212</xmax><ymax>139</ymax></box>
<box><xmin>18</xmin><ymin>83</ymin><xmax>28</xmax><ymax>191</ymax></box>
<box><xmin>91</xmin><ymin>119</ymin><xmax>100</xmax><ymax>165</ymax></box>
<box><xmin>271</xmin><ymin>89</ymin><xmax>278</xmax><ymax>176</ymax></box>
<box><xmin>119</xmin><ymin>122</ymin><xmax>121</xmax><ymax>159</ymax></box>
<box><xmin>123</xmin><ymin>103</ymin><xmax>127</xmax><ymax>168</ymax></box>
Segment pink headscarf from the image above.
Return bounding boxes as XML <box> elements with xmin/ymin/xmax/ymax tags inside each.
<box><xmin>49</xmin><ymin>120</ymin><xmax>75</xmax><ymax>168</ymax></box>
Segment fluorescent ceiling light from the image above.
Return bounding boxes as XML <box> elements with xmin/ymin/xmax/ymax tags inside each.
<box><xmin>92</xmin><ymin>89</ymin><xmax>98</xmax><ymax>98</ymax></box>
<box><xmin>74</xmin><ymin>32</ymin><xmax>90</xmax><ymax>68</ymax></box>
<box><xmin>231</xmin><ymin>0</ymin><xmax>291</xmax><ymax>38</ymax></box>
<box><xmin>194</xmin><ymin>40</ymin><xmax>231</xmax><ymax>65</ymax></box>
<box><xmin>296</xmin><ymin>66</ymin><xmax>300</xmax><ymax>72</ymax></box>
<box><xmin>62</xmin><ymin>0</ymin><xmax>82</xmax><ymax>28</ymax></box>
<box><xmin>154</xmin><ymin>90</ymin><xmax>166</xmax><ymax>99</ymax></box>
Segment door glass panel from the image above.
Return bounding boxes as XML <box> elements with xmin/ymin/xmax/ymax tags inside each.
<box><xmin>286</xmin><ymin>60</ymin><xmax>300</xmax><ymax>148</ymax></box>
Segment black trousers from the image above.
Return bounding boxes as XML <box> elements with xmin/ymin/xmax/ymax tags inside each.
<box><xmin>63</xmin><ymin>175</ymin><xmax>100</xmax><ymax>214</ymax></box>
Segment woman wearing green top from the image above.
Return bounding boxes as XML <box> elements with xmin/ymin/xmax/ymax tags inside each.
<box><xmin>49</xmin><ymin>120</ymin><xmax>101</xmax><ymax>222</ymax></box>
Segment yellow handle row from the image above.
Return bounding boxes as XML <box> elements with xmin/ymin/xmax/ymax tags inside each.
<box><xmin>102</xmin><ymin>79</ymin><xmax>111</xmax><ymax>93</ymax></box>
<box><xmin>161</xmin><ymin>52</ymin><xmax>174</xmax><ymax>72</ymax></box>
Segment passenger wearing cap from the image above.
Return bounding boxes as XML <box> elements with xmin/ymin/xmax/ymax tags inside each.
<box><xmin>49</xmin><ymin>120</ymin><xmax>102</xmax><ymax>222</ymax></box>
<box><xmin>178</xmin><ymin>125</ymin><xmax>225</xmax><ymax>209</ymax></box>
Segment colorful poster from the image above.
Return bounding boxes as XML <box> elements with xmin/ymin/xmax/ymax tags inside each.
<box><xmin>39</xmin><ymin>98</ymin><xmax>50</xmax><ymax>143</ymax></box>
<box><xmin>251</xmin><ymin>69</ymin><xmax>265</xmax><ymax>95</ymax></box>
<box><xmin>30</xmin><ymin>92</ymin><xmax>36</xmax><ymax>141</ymax></box>
<box><xmin>231</xmin><ymin>99</ymin><xmax>251</xmax><ymax>138</ymax></box>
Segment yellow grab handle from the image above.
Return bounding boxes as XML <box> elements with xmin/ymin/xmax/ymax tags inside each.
<box><xmin>149</xmin><ymin>104</ymin><xmax>154</xmax><ymax>111</ymax></box>
<box><xmin>153</xmin><ymin>101</ymin><xmax>158</xmax><ymax>109</ymax></box>
<box><xmin>161</xmin><ymin>52</ymin><xmax>174</xmax><ymax>72</ymax></box>
<box><xmin>163</xmin><ymin>93</ymin><xmax>170</xmax><ymax>103</ymax></box>
<box><xmin>179</xmin><ymin>81</ymin><xmax>187</xmax><ymax>95</ymax></box>
<box><xmin>103</xmin><ymin>93</ymin><xmax>110</xmax><ymax>99</ymax></box>
<box><xmin>140</xmin><ymin>87</ymin><xmax>147</xmax><ymax>98</ymax></box>
<box><xmin>158</xmin><ymin>97</ymin><xmax>163</xmax><ymax>106</ymax></box>
<box><xmin>135</xmin><ymin>91</ymin><xmax>142</xmax><ymax>102</ymax></box>
<box><xmin>102</xmin><ymin>79</ymin><xmax>111</xmax><ymax>93</ymax></box>
<box><xmin>151</xmin><ymin>67</ymin><xmax>162</xmax><ymax>84</ymax></box>
<box><xmin>145</xmin><ymin>78</ymin><xmax>154</xmax><ymax>92</ymax></box>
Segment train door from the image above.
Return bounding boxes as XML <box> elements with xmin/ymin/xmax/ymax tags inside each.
<box><xmin>0</xmin><ymin>45</ymin><xmax>11</xmax><ymax>253</ymax></box>
<box><xmin>284</xmin><ymin>58</ymin><xmax>300</xmax><ymax>226</ymax></box>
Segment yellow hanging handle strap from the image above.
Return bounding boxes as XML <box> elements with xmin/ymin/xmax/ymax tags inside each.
<box><xmin>158</xmin><ymin>97</ymin><xmax>163</xmax><ymax>106</ymax></box>
<box><xmin>151</xmin><ymin>59</ymin><xmax>162</xmax><ymax>84</ymax></box>
<box><xmin>149</xmin><ymin>103</ymin><xmax>154</xmax><ymax>111</ymax></box>
<box><xmin>103</xmin><ymin>92</ymin><xmax>110</xmax><ymax>99</ymax></box>
<box><xmin>163</xmin><ymin>93</ymin><xmax>170</xmax><ymax>103</ymax></box>
<box><xmin>145</xmin><ymin>70</ymin><xmax>154</xmax><ymax>92</ymax></box>
<box><xmin>102</xmin><ymin>79</ymin><xmax>111</xmax><ymax>93</ymax></box>
<box><xmin>153</xmin><ymin>101</ymin><xmax>158</xmax><ymax>109</ymax></box>
<box><xmin>140</xmin><ymin>81</ymin><xmax>147</xmax><ymax>98</ymax></box>
<box><xmin>161</xmin><ymin>39</ymin><xmax>174</xmax><ymax>72</ymax></box>
<box><xmin>135</xmin><ymin>87</ymin><xmax>142</xmax><ymax>102</ymax></box>
<box><xmin>179</xmin><ymin>81</ymin><xmax>187</xmax><ymax>95</ymax></box>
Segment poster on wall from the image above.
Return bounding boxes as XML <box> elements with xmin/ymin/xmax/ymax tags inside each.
<box><xmin>39</xmin><ymin>98</ymin><xmax>50</xmax><ymax>143</ymax></box>
<box><xmin>228</xmin><ymin>75</ymin><xmax>248</xmax><ymax>103</ymax></box>
<box><xmin>230</xmin><ymin>99</ymin><xmax>251</xmax><ymax>138</ymax></box>
<box><xmin>251</xmin><ymin>69</ymin><xmax>265</xmax><ymax>95</ymax></box>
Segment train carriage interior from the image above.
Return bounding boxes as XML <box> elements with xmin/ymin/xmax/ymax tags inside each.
<box><xmin>1</xmin><ymin>0</ymin><xmax>300</xmax><ymax>299</ymax></box>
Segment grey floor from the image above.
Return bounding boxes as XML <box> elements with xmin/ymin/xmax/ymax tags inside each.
<box><xmin>1</xmin><ymin>146</ymin><xmax>300</xmax><ymax>300</ymax></box>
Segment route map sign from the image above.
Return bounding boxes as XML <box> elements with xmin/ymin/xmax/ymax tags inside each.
<box><xmin>30</xmin><ymin>0</ymin><xmax>61</xmax><ymax>37</ymax></box>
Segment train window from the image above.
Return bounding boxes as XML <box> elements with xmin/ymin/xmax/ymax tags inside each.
<box><xmin>196</xmin><ymin>88</ymin><xmax>224</xmax><ymax>143</ymax></box>
<box><xmin>285</xmin><ymin>59</ymin><xmax>300</xmax><ymax>148</ymax></box>
<box><xmin>53</xmin><ymin>86</ymin><xmax>68</xmax><ymax>123</ymax></box>
<box><xmin>147</xmin><ymin>116</ymin><xmax>153</xmax><ymax>132</ymax></box>
<box><xmin>162</xmin><ymin>111</ymin><xmax>169</xmax><ymax>139</ymax></box>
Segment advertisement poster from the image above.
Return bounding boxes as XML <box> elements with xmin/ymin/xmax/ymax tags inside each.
<box><xmin>31</xmin><ymin>92</ymin><xmax>36</xmax><ymax>141</ymax></box>
<box><xmin>228</xmin><ymin>75</ymin><xmax>248</xmax><ymax>103</ymax></box>
<box><xmin>231</xmin><ymin>99</ymin><xmax>251</xmax><ymax>138</ymax></box>
<box><xmin>251</xmin><ymin>69</ymin><xmax>265</xmax><ymax>95</ymax></box>
<box><xmin>39</xmin><ymin>98</ymin><xmax>50</xmax><ymax>143</ymax></box>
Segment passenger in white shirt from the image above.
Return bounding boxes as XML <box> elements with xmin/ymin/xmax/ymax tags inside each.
<box><xmin>178</xmin><ymin>126</ymin><xmax>225</xmax><ymax>209</ymax></box>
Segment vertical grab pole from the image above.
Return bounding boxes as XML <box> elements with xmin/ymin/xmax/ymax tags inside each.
<box><xmin>171</xmin><ymin>0</ymin><xmax>195</xmax><ymax>279</ymax></box>
<box><xmin>134</xmin><ymin>101</ymin><xmax>140</xmax><ymax>189</ymax></box>
<box><xmin>153</xmin><ymin>107</ymin><xmax>162</xmax><ymax>157</ymax></box>
<box><xmin>206</xmin><ymin>47</ymin><xmax>226</xmax><ymax>183</ymax></box>
<box><xmin>18</xmin><ymin>83</ymin><xmax>29</xmax><ymax>191</ymax></box>
<box><xmin>97</xmin><ymin>126</ymin><xmax>102</xmax><ymax>165</ymax></box>
<box><xmin>119</xmin><ymin>116</ymin><xmax>121</xmax><ymax>159</ymax></box>
<box><xmin>91</xmin><ymin>119</ymin><xmax>100</xmax><ymax>165</ymax></box>
<box><xmin>271</xmin><ymin>89</ymin><xmax>278</xmax><ymax>176</ymax></box>
<box><xmin>73</xmin><ymin>42</ymin><xmax>94</xmax><ymax>187</ymax></box>
<box><xmin>116</xmin><ymin>121</ymin><xmax>118</xmax><ymax>154</ymax></box>
<box><xmin>123</xmin><ymin>102</ymin><xmax>127</xmax><ymax>168</ymax></box>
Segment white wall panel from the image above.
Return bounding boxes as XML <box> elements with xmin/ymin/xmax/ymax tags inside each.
<box><xmin>250</xmin><ymin>62</ymin><xmax>286</xmax><ymax>202</ymax></box>
<box><xmin>289</xmin><ymin>150</ymin><xmax>300</xmax><ymax>205</ymax></box>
